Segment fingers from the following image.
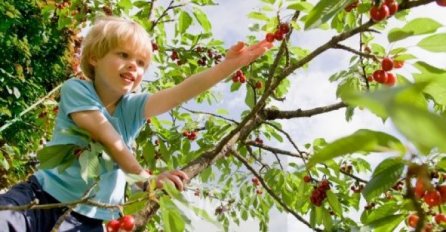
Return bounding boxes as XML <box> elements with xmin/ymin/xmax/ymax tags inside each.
<box><xmin>156</xmin><ymin>170</ymin><xmax>189</xmax><ymax>191</ymax></box>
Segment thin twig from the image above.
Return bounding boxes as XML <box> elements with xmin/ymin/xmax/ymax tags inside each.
<box><xmin>0</xmin><ymin>83</ymin><xmax>62</xmax><ymax>133</ymax></box>
<box><xmin>181</xmin><ymin>107</ymin><xmax>239</xmax><ymax>124</ymax></box>
<box><xmin>231</xmin><ymin>150</ymin><xmax>322</xmax><ymax>231</ymax></box>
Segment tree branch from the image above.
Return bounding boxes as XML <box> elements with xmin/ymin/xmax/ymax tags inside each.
<box><xmin>231</xmin><ymin>150</ymin><xmax>322</xmax><ymax>231</ymax></box>
<box><xmin>263</xmin><ymin>102</ymin><xmax>347</xmax><ymax>120</ymax></box>
<box><xmin>333</xmin><ymin>43</ymin><xmax>378</xmax><ymax>61</ymax></box>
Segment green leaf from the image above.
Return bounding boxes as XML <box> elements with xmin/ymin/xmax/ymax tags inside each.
<box><xmin>387</xmin><ymin>18</ymin><xmax>442</xmax><ymax>42</ymax></box>
<box><xmin>287</xmin><ymin>2</ymin><xmax>313</xmax><ymax>12</ymax></box>
<box><xmin>362</xmin><ymin>158</ymin><xmax>404</xmax><ymax>202</ymax></box>
<box><xmin>118</xmin><ymin>0</ymin><xmax>133</xmax><ymax>10</ymax></box>
<box><xmin>390</xmin><ymin>102</ymin><xmax>446</xmax><ymax>153</ymax></box>
<box><xmin>178</xmin><ymin>11</ymin><xmax>193</xmax><ymax>35</ymax></box>
<box><xmin>247</xmin><ymin>12</ymin><xmax>270</xmax><ymax>22</ymax></box>
<box><xmin>308</xmin><ymin>129</ymin><xmax>406</xmax><ymax>167</ymax></box>
<box><xmin>418</xmin><ymin>33</ymin><xmax>446</xmax><ymax>52</ymax></box>
<box><xmin>245</xmin><ymin>85</ymin><xmax>255</xmax><ymax>109</ymax></box>
<box><xmin>79</xmin><ymin>148</ymin><xmax>100</xmax><ymax>182</ymax></box>
<box><xmin>326</xmin><ymin>190</ymin><xmax>343</xmax><ymax>217</ymax></box>
<box><xmin>192</xmin><ymin>7</ymin><xmax>212</xmax><ymax>33</ymax></box>
<box><xmin>304</xmin><ymin>0</ymin><xmax>350</xmax><ymax>30</ymax></box>
<box><xmin>361</xmin><ymin>202</ymin><xmax>398</xmax><ymax>224</ymax></box>
<box><xmin>370</xmin><ymin>214</ymin><xmax>405</xmax><ymax>231</ymax></box>
<box><xmin>160</xmin><ymin>196</ymin><xmax>187</xmax><ymax>232</ymax></box>
<box><xmin>123</xmin><ymin>192</ymin><xmax>148</xmax><ymax>215</ymax></box>
<box><xmin>37</xmin><ymin>144</ymin><xmax>78</xmax><ymax>169</ymax></box>
<box><xmin>321</xmin><ymin>207</ymin><xmax>333</xmax><ymax>231</ymax></box>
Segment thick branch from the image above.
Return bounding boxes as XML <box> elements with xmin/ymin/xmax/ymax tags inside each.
<box><xmin>263</xmin><ymin>102</ymin><xmax>347</xmax><ymax>120</ymax></box>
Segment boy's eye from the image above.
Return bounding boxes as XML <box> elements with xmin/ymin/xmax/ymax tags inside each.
<box><xmin>137</xmin><ymin>60</ymin><xmax>145</xmax><ymax>67</ymax></box>
<box><xmin>118</xmin><ymin>52</ymin><xmax>129</xmax><ymax>58</ymax></box>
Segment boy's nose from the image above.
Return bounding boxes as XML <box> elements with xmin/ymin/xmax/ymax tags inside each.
<box><xmin>127</xmin><ymin>60</ymin><xmax>137</xmax><ymax>70</ymax></box>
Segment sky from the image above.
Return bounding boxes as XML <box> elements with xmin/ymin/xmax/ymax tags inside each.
<box><xmin>148</xmin><ymin>0</ymin><xmax>446</xmax><ymax>231</ymax></box>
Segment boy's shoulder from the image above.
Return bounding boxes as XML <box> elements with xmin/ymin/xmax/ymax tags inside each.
<box><xmin>62</xmin><ymin>78</ymin><xmax>94</xmax><ymax>92</ymax></box>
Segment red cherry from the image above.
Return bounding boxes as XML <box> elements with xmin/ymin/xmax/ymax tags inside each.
<box><xmin>255</xmin><ymin>81</ymin><xmax>262</xmax><ymax>89</ymax></box>
<box><xmin>407</xmin><ymin>214</ymin><xmax>419</xmax><ymax>228</ymax></box>
<box><xmin>151</xmin><ymin>42</ymin><xmax>158</xmax><ymax>51</ymax></box>
<box><xmin>170</xmin><ymin>51</ymin><xmax>179</xmax><ymax>60</ymax></box>
<box><xmin>437</xmin><ymin>185</ymin><xmax>446</xmax><ymax>203</ymax></box>
<box><xmin>188</xmin><ymin>131</ymin><xmax>197</xmax><ymax>140</ymax></box>
<box><xmin>239</xmin><ymin>74</ymin><xmax>246</xmax><ymax>83</ymax></box>
<box><xmin>386</xmin><ymin>1</ymin><xmax>398</xmax><ymax>15</ymax></box>
<box><xmin>435</xmin><ymin>214</ymin><xmax>446</xmax><ymax>224</ymax></box>
<box><xmin>344</xmin><ymin>5</ymin><xmax>354</xmax><ymax>12</ymax></box>
<box><xmin>437</xmin><ymin>0</ymin><xmax>446</xmax><ymax>7</ymax></box>
<box><xmin>393</xmin><ymin>60</ymin><xmax>404</xmax><ymax>69</ymax></box>
<box><xmin>415</xmin><ymin>178</ymin><xmax>426</xmax><ymax>198</ymax></box>
<box><xmin>303</xmin><ymin>175</ymin><xmax>311</xmax><ymax>183</ymax></box>
<box><xmin>320</xmin><ymin>179</ymin><xmax>330</xmax><ymax>190</ymax></box>
<box><xmin>423</xmin><ymin>190</ymin><xmax>442</xmax><ymax>207</ymax></box>
<box><xmin>256</xmin><ymin>189</ymin><xmax>263</xmax><ymax>195</ymax></box>
<box><xmin>252</xmin><ymin>177</ymin><xmax>260</xmax><ymax>186</ymax></box>
<box><xmin>232</xmin><ymin>74</ymin><xmax>240</xmax><ymax>82</ymax></box>
<box><xmin>146</xmin><ymin>118</ymin><xmax>151</xmax><ymax>124</ymax></box>
<box><xmin>183</xmin><ymin>131</ymin><xmax>191</xmax><ymax>137</ymax></box>
<box><xmin>119</xmin><ymin>215</ymin><xmax>135</xmax><ymax>231</ymax></box>
<box><xmin>370</xmin><ymin>5</ymin><xmax>389</xmax><ymax>22</ymax></box>
<box><xmin>381</xmin><ymin>57</ymin><xmax>394</xmax><ymax>71</ymax></box>
<box><xmin>279</xmin><ymin>23</ymin><xmax>290</xmax><ymax>34</ymax></box>
<box><xmin>373</xmin><ymin>70</ymin><xmax>388</xmax><ymax>83</ymax></box>
<box><xmin>265</xmin><ymin>33</ymin><xmax>275</xmax><ymax>42</ymax></box>
<box><xmin>106</xmin><ymin>219</ymin><xmax>120</xmax><ymax>232</ymax></box>
<box><xmin>274</xmin><ymin>30</ymin><xmax>284</xmax><ymax>41</ymax></box>
<box><xmin>236</xmin><ymin>70</ymin><xmax>243</xmax><ymax>77</ymax></box>
<box><xmin>385</xmin><ymin>73</ymin><xmax>397</xmax><ymax>86</ymax></box>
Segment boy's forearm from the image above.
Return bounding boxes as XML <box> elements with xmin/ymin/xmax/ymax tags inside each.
<box><xmin>175</xmin><ymin>59</ymin><xmax>240</xmax><ymax>102</ymax></box>
<box><xmin>71</xmin><ymin>111</ymin><xmax>148</xmax><ymax>177</ymax></box>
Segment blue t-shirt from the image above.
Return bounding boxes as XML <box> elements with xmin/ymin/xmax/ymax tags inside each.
<box><xmin>34</xmin><ymin>78</ymin><xmax>149</xmax><ymax>220</ymax></box>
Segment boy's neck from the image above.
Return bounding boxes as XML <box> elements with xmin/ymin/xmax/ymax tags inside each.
<box><xmin>93</xmin><ymin>81</ymin><xmax>122</xmax><ymax>115</ymax></box>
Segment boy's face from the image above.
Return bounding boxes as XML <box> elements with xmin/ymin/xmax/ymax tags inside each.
<box><xmin>90</xmin><ymin>44</ymin><xmax>150</xmax><ymax>95</ymax></box>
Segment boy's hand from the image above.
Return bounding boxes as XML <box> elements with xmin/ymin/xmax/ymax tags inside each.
<box><xmin>225</xmin><ymin>40</ymin><xmax>273</xmax><ymax>68</ymax></box>
<box><xmin>155</xmin><ymin>170</ymin><xmax>189</xmax><ymax>191</ymax></box>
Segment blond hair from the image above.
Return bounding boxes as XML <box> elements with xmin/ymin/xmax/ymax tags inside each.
<box><xmin>80</xmin><ymin>16</ymin><xmax>152</xmax><ymax>79</ymax></box>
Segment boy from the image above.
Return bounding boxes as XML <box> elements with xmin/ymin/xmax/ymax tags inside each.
<box><xmin>0</xmin><ymin>16</ymin><xmax>272</xmax><ymax>231</ymax></box>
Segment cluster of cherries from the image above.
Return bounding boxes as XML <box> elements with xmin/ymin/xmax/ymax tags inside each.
<box><xmin>351</xmin><ymin>184</ymin><xmax>364</xmax><ymax>193</ymax></box>
<box><xmin>251</xmin><ymin>177</ymin><xmax>263</xmax><ymax>195</ymax></box>
<box><xmin>369</xmin><ymin>0</ymin><xmax>399</xmax><ymax>21</ymax></box>
<box><xmin>405</xmin><ymin>170</ymin><xmax>446</xmax><ymax>231</ymax></box>
<box><xmin>168</xmin><ymin>46</ymin><xmax>223</xmax><ymax>67</ymax></box>
<box><xmin>370</xmin><ymin>57</ymin><xmax>403</xmax><ymax>86</ymax></box>
<box><xmin>340</xmin><ymin>162</ymin><xmax>353</xmax><ymax>174</ymax></box>
<box><xmin>182</xmin><ymin>130</ymin><xmax>198</xmax><ymax>141</ymax></box>
<box><xmin>232</xmin><ymin>70</ymin><xmax>246</xmax><ymax>83</ymax></box>
<box><xmin>106</xmin><ymin>215</ymin><xmax>135</xmax><ymax>232</ymax></box>
<box><xmin>254</xmin><ymin>137</ymin><xmax>263</xmax><ymax>145</ymax></box>
<box><xmin>265</xmin><ymin>23</ymin><xmax>290</xmax><ymax>42</ymax></box>
<box><xmin>306</xmin><ymin>178</ymin><xmax>330</xmax><ymax>207</ymax></box>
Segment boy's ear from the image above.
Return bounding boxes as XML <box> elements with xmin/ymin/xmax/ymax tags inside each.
<box><xmin>89</xmin><ymin>56</ymin><xmax>97</xmax><ymax>66</ymax></box>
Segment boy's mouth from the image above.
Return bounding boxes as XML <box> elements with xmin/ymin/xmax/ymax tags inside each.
<box><xmin>120</xmin><ymin>73</ymin><xmax>135</xmax><ymax>82</ymax></box>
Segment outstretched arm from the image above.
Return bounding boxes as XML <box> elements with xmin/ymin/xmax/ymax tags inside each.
<box><xmin>144</xmin><ymin>40</ymin><xmax>273</xmax><ymax>118</ymax></box>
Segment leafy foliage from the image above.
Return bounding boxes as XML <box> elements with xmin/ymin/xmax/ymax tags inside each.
<box><xmin>2</xmin><ymin>0</ymin><xmax>446</xmax><ymax>231</ymax></box>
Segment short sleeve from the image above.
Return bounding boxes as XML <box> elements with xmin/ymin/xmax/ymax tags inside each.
<box><xmin>59</xmin><ymin>79</ymin><xmax>102</xmax><ymax>116</ymax></box>
<box><xmin>118</xmin><ymin>93</ymin><xmax>149</xmax><ymax>141</ymax></box>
